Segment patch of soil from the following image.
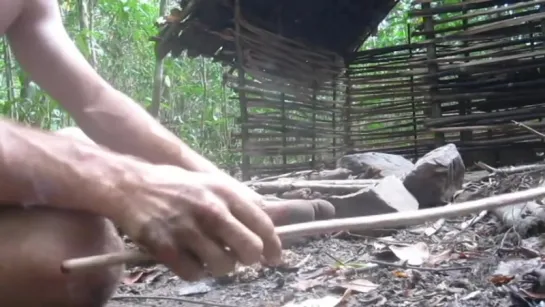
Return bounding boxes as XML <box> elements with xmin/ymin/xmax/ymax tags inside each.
<box><xmin>107</xmin><ymin>168</ymin><xmax>545</xmax><ymax>307</ymax></box>
<box><xmin>107</xmin><ymin>215</ymin><xmax>517</xmax><ymax>307</ymax></box>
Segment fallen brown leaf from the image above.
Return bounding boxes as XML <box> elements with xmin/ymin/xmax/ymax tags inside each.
<box><xmin>489</xmin><ymin>274</ymin><xmax>515</xmax><ymax>286</ymax></box>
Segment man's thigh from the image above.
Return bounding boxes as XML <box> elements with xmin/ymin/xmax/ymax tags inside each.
<box><xmin>0</xmin><ymin>205</ymin><xmax>123</xmax><ymax>307</ymax></box>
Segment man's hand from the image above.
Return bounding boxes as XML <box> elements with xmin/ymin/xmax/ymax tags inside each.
<box><xmin>114</xmin><ymin>164</ymin><xmax>282</xmax><ymax>280</ymax></box>
<box><xmin>0</xmin><ymin>120</ymin><xmax>281</xmax><ymax>281</ymax></box>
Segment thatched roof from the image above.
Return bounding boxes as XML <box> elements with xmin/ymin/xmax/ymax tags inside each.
<box><xmin>152</xmin><ymin>0</ymin><xmax>398</xmax><ymax>70</ymax></box>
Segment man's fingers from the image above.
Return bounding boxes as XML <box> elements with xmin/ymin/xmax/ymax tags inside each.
<box><xmin>194</xmin><ymin>189</ymin><xmax>265</xmax><ymax>266</ymax></box>
<box><xmin>212</xmin><ymin>183</ymin><xmax>282</xmax><ymax>265</ymax></box>
<box><xmin>186</xmin><ymin>227</ymin><xmax>237</xmax><ymax>277</ymax></box>
<box><xmin>135</xmin><ymin>222</ymin><xmax>205</xmax><ymax>281</ymax></box>
<box><xmin>239</xmin><ymin>205</ymin><xmax>282</xmax><ymax>265</ymax></box>
<box><xmin>214</xmin><ymin>213</ymin><xmax>265</xmax><ymax>265</ymax></box>
<box><xmin>167</xmin><ymin>251</ymin><xmax>206</xmax><ymax>281</ymax></box>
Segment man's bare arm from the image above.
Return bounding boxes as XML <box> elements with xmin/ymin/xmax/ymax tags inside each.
<box><xmin>6</xmin><ymin>0</ymin><xmax>282</xmax><ymax>264</ymax></box>
<box><xmin>0</xmin><ymin>118</ymin><xmax>136</xmax><ymax>219</ymax></box>
<box><xmin>0</xmin><ymin>116</ymin><xmax>283</xmax><ymax>273</ymax></box>
<box><xmin>7</xmin><ymin>0</ymin><xmax>227</xmax><ymax>177</ymax></box>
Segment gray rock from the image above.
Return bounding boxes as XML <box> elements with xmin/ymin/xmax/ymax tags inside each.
<box><xmin>326</xmin><ymin>175</ymin><xmax>419</xmax><ymax>219</ymax></box>
<box><xmin>336</xmin><ymin>152</ymin><xmax>414</xmax><ymax>179</ymax></box>
<box><xmin>403</xmin><ymin>143</ymin><xmax>465</xmax><ymax>209</ymax></box>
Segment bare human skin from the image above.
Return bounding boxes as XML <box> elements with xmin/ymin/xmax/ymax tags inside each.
<box><xmin>0</xmin><ymin>0</ymin><xmax>288</xmax><ymax>306</ymax></box>
<box><xmin>0</xmin><ymin>147</ymin><xmax>124</xmax><ymax>307</ymax></box>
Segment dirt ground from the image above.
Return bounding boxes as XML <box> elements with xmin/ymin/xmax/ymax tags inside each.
<box><xmin>106</xmin><ymin>170</ymin><xmax>543</xmax><ymax>307</ymax></box>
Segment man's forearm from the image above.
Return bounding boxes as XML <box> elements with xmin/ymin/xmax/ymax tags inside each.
<box><xmin>0</xmin><ymin>118</ymin><xmax>137</xmax><ymax>217</ymax></box>
<box><xmin>70</xmin><ymin>87</ymin><xmax>226</xmax><ymax>176</ymax></box>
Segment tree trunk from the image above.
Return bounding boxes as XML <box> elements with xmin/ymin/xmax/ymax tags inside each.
<box><xmin>148</xmin><ymin>0</ymin><xmax>168</xmax><ymax>117</ymax></box>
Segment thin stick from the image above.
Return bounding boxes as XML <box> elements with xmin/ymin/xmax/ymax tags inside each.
<box><xmin>61</xmin><ymin>250</ymin><xmax>152</xmax><ymax>274</ymax></box>
<box><xmin>512</xmin><ymin>120</ymin><xmax>545</xmax><ymax>139</ymax></box>
<box><xmin>61</xmin><ymin>186</ymin><xmax>545</xmax><ymax>273</ymax></box>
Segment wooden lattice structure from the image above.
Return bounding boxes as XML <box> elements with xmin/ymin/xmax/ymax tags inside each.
<box><xmin>155</xmin><ymin>0</ymin><xmax>545</xmax><ymax>180</ymax></box>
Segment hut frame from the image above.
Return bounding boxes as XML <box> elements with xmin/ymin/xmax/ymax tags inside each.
<box><xmin>155</xmin><ymin>0</ymin><xmax>545</xmax><ymax>180</ymax></box>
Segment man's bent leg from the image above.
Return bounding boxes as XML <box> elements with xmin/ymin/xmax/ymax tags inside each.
<box><xmin>0</xmin><ymin>206</ymin><xmax>124</xmax><ymax>307</ymax></box>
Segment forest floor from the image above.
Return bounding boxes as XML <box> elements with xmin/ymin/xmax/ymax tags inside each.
<box><xmin>107</xmin><ymin>170</ymin><xmax>542</xmax><ymax>307</ymax></box>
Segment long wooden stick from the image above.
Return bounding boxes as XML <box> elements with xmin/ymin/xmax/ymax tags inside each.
<box><xmin>61</xmin><ymin>186</ymin><xmax>545</xmax><ymax>273</ymax></box>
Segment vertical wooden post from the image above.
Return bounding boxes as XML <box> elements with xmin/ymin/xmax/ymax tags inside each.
<box><xmin>332</xmin><ymin>79</ymin><xmax>337</xmax><ymax>159</ymax></box>
<box><xmin>422</xmin><ymin>2</ymin><xmax>444</xmax><ymax>148</ymax></box>
<box><xmin>237</xmin><ymin>76</ymin><xmax>250</xmax><ymax>179</ymax></box>
<box><xmin>407</xmin><ymin>23</ymin><xmax>418</xmax><ymax>161</ymax></box>
<box><xmin>277</xmin><ymin>6</ymin><xmax>287</xmax><ymax>167</ymax></box>
<box><xmin>343</xmin><ymin>71</ymin><xmax>353</xmax><ymax>151</ymax></box>
<box><xmin>234</xmin><ymin>0</ymin><xmax>250</xmax><ymax>180</ymax></box>
<box><xmin>281</xmin><ymin>92</ymin><xmax>287</xmax><ymax>165</ymax></box>
<box><xmin>540</xmin><ymin>4</ymin><xmax>545</xmax><ymax>37</ymax></box>
<box><xmin>311</xmin><ymin>82</ymin><xmax>317</xmax><ymax>168</ymax></box>
<box><xmin>460</xmin><ymin>0</ymin><xmax>473</xmax><ymax>164</ymax></box>
<box><xmin>534</xmin><ymin>5</ymin><xmax>545</xmax><ymax>138</ymax></box>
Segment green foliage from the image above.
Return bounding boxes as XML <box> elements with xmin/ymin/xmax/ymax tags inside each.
<box><xmin>362</xmin><ymin>0</ymin><xmax>412</xmax><ymax>50</ymax></box>
<box><xmin>1</xmin><ymin>0</ymin><xmax>240</xmax><ymax>166</ymax></box>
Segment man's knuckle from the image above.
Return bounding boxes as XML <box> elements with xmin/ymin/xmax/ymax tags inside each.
<box><xmin>196</xmin><ymin>192</ymin><xmax>229</xmax><ymax>220</ymax></box>
<box><xmin>176</xmin><ymin>222</ymin><xmax>200</xmax><ymax>240</ymax></box>
<box><xmin>134</xmin><ymin>218</ymin><xmax>161</xmax><ymax>242</ymax></box>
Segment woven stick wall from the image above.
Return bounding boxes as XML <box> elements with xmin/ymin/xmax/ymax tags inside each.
<box><xmin>348</xmin><ymin>0</ymin><xmax>545</xmax><ymax>163</ymax></box>
<box><xmin>152</xmin><ymin>0</ymin><xmax>545</xmax><ymax>179</ymax></box>
<box><xmin>346</xmin><ymin>42</ymin><xmax>431</xmax><ymax>160</ymax></box>
<box><xmin>150</xmin><ymin>0</ymin><xmax>399</xmax><ymax>180</ymax></box>
<box><xmin>227</xmin><ymin>0</ymin><xmax>348</xmax><ymax>179</ymax></box>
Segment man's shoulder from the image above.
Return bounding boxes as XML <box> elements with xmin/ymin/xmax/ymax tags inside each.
<box><xmin>0</xmin><ymin>0</ymin><xmax>25</xmax><ymax>36</ymax></box>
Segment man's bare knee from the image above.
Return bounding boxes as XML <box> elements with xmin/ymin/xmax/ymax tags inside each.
<box><xmin>0</xmin><ymin>207</ymin><xmax>124</xmax><ymax>307</ymax></box>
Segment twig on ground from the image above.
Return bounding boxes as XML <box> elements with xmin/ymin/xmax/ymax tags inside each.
<box><xmin>459</xmin><ymin>210</ymin><xmax>488</xmax><ymax>230</ymax></box>
<box><xmin>342</xmin><ymin>263</ymin><xmax>380</xmax><ymax>277</ymax></box>
<box><xmin>323</xmin><ymin>251</ymin><xmax>346</xmax><ymax>266</ymax></box>
<box><xmin>424</xmin><ymin>203</ymin><xmax>453</xmax><ymax>237</ymax></box>
<box><xmin>441</xmin><ymin>210</ymin><xmax>488</xmax><ymax>245</ymax></box>
<box><xmin>498</xmin><ymin>227</ymin><xmax>517</xmax><ymax>251</ymax></box>
<box><xmin>111</xmin><ymin>295</ymin><xmax>236</xmax><ymax>307</ymax></box>
<box><xmin>475</xmin><ymin>161</ymin><xmax>498</xmax><ymax>173</ymax></box>
<box><xmin>248</xmin><ymin>179</ymin><xmax>378</xmax><ymax>194</ymax></box>
<box><xmin>366</xmin><ymin>259</ymin><xmax>472</xmax><ymax>272</ymax></box>
<box><xmin>512</xmin><ymin>120</ymin><xmax>545</xmax><ymax>139</ymax></box>
<box><xmin>476</xmin><ymin>160</ymin><xmax>545</xmax><ymax>178</ymax></box>
<box><xmin>61</xmin><ymin>186</ymin><xmax>545</xmax><ymax>273</ymax></box>
<box><xmin>245</xmin><ymin>170</ymin><xmax>313</xmax><ymax>183</ymax></box>
<box><xmin>424</xmin><ymin>218</ymin><xmax>446</xmax><ymax>237</ymax></box>
<box><xmin>497</xmin><ymin>164</ymin><xmax>545</xmax><ymax>175</ymax></box>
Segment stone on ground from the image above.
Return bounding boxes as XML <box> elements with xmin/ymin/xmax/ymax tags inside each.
<box><xmin>336</xmin><ymin>152</ymin><xmax>414</xmax><ymax>178</ymax></box>
<box><xmin>403</xmin><ymin>143</ymin><xmax>465</xmax><ymax>209</ymax></box>
<box><xmin>326</xmin><ymin>175</ymin><xmax>419</xmax><ymax>220</ymax></box>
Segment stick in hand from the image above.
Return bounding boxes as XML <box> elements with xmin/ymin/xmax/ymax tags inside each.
<box><xmin>61</xmin><ymin>186</ymin><xmax>545</xmax><ymax>273</ymax></box>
